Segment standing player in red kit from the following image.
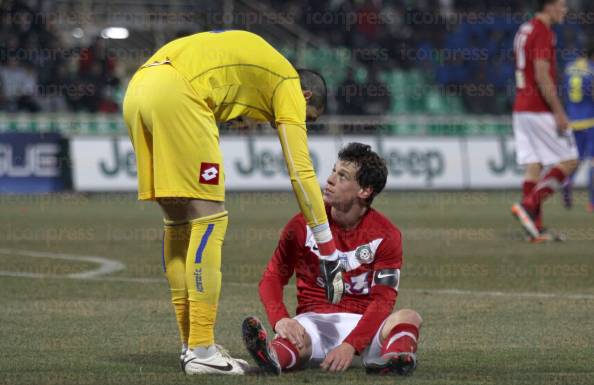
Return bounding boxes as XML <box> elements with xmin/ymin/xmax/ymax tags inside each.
<box><xmin>511</xmin><ymin>0</ymin><xmax>578</xmax><ymax>241</ymax></box>
<box><xmin>241</xmin><ymin>143</ymin><xmax>422</xmax><ymax>375</ymax></box>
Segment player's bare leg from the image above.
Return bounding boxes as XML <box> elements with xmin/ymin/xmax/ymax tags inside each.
<box><xmin>366</xmin><ymin>309</ymin><xmax>422</xmax><ymax>376</ymax></box>
<box><xmin>159</xmin><ymin>198</ymin><xmax>225</xmax><ymax>222</ymax></box>
<box><xmin>159</xmin><ymin>198</ymin><xmax>247</xmax><ymax>375</ymax></box>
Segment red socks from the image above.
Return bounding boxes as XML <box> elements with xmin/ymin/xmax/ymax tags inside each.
<box><xmin>522</xmin><ymin>180</ymin><xmax>542</xmax><ymax>230</ymax></box>
<box><xmin>522</xmin><ymin>181</ymin><xmax>536</xmax><ymax>198</ymax></box>
<box><xmin>381</xmin><ymin>323</ymin><xmax>419</xmax><ymax>357</ymax></box>
<box><xmin>522</xmin><ymin>167</ymin><xmax>566</xmax><ymax>218</ymax></box>
<box><xmin>271</xmin><ymin>338</ymin><xmax>299</xmax><ymax>370</ymax></box>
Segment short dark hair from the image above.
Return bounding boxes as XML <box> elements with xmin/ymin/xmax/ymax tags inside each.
<box><xmin>296</xmin><ymin>69</ymin><xmax>327</xmax><ymax>112</ymax></box>
<box><xmin>338</xmin><ymin>142</ymin><xmax>388</xmax><ymax>205</ymax></box>
<box><xmin>537</xmin><ymin>0</ymin><xmax>558</xmax><ymax>11</ymax></box>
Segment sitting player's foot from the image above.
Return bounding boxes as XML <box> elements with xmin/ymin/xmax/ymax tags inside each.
<box><xmin>511</xmin><ymin>203</ymin><xmax>540</xmax><ymax>240</ymax></box>
<box><xmin>365</xmin><ymin>353</ymin><xmax>417</xmax><ymax>376</ymax></box>
<box><xmin>241</xmin><ymin>316</ymin><xmax>281</xmax><ymax>375</ymax></box>
<box><xmin>319</xmin><ymin>259</ymin><xmax>344</xmax><ymax>304</ymax></box>
<box><xmin>182</xmin><ymin>345</ymin><xmax>247</xmax><ymax>375</ymax></box>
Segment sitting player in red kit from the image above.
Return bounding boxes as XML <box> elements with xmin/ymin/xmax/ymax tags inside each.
<box><xmin>241</xmin><ymin>142</ymin><xmax>422</xmax><ymax>375</ymax></box>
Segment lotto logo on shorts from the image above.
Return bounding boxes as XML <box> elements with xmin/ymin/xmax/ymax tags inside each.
<box><xmin>199</xmin><ymin>162</ymin><xmax>220</xmax><ymax>185</ymax></box>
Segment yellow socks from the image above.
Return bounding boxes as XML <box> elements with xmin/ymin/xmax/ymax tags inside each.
<box><xmin>163</xmin><ymin>219</ymin><xmax>191</xmax><ymax>346</ymax></box>
<box><xmin>186</xmin><ymin>211</ymin><xmax>228</xmax><ymax>349</ymax></box>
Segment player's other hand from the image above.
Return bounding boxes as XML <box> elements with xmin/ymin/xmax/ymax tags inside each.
<box><xmin>274</xmin><ymin>318</ymin><xmax>307</xmax><ymax>350</ymax></box>
<box><xmin>320</xmin><ymin>343</ymin><xmax>355</xmax><ymax>372</ymax></box>
<box><xmin>554</xmin><ymin>110</ymin><xmax>569</xmax><ymax>133</ymax></box>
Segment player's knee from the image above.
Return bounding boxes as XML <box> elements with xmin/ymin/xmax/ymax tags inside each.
<box><xmin>524</xmin><ymin>163</ymin><xmax>542</xmax><ymax>180</ymax></box>
<box><xmin>389</xmin><ymin>309</ymin><xmax>423</xmax><ymax>327</ymax></box>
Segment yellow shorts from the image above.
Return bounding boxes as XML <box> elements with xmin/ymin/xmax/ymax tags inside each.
<box><xmin>123</xmin><ymin>63</ymin><xmax>224</xmax><ymax>201</ymax></box>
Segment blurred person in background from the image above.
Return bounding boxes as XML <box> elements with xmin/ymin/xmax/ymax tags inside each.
<box><xmin>561</xmin><ymin>40</ymin><xmax>594</xmax><ymax>212</ymax></box>
<box><xmin>0</xmin><ymin>56</ymin><xmax>40</xmax><ymax>112</ymax></box>
<box><xmin>510</xmin><ymin>0</ymin><xmax>578</xmax><ymax>242</ymax></box>
<box><xmin>336</xmin><ymin>68</ymin><xmax>365</xmax><ymax>115</ymax></box>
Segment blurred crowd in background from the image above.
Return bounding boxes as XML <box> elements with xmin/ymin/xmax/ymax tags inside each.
<box><xmin>0</xmin><ymin>0</ymin><xmax>121</xmax><ymax>113</ymax></box>
<box><xmin>0</xmin><ymin>0</ymin><xmax>592</xmax><ymax>115</ymax></box>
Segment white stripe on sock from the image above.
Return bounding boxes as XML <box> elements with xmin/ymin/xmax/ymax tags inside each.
<box><xmin>274</xmin><ymin>340</ymin><xmax>297</xmax><ymax>369</ymax></box>
<box><xmin>385</xmin><ymin>331</ymin><xmax>417</xmax><ymax>351</ymax></box>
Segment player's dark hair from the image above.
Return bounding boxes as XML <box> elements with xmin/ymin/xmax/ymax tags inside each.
<box><xmin>537</xmin><ymin>0</ymin><xmax>558</xmax><ymax>11</ymax></box>
<box><xmin>338</xmin><ymin>142</ymin><xmax>388</xmax><ymax>205</ymax></box>
<box><xmin>296</xmin><ymin>69</ymin><xmax>327</xmax><ymax>112</ymax></box>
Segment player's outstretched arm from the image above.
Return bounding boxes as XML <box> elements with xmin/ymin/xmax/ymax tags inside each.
<box><xmin>276</xmin><ymin>122</ymin><xmax>345</xmax><ymax>305</ymax></box>
<box><xmin>273</xmin><ymin>77</ymin><xmax>344</xmax><ymax>304</ymax></box>
<box><xmin>276</xmin><ymin>122</ymin><xmax>335</xmax><ymax>252</ymax></box>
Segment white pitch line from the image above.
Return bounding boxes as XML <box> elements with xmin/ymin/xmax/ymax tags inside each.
<box><xmin>1</xmin><ymin>249</ymin><xmax>593</xmax><ymax>301</ymax></box>
<box><xmin>405</xmin><ymin>288</ymin><xmax>594</xmax><ymax>301</ymax></box>
<box><xmin>0</xmin><ymin>248</ymin><xmax>125</xmax><ymax>279</ymax></box>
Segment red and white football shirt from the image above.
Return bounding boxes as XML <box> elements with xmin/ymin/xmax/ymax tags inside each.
<box><xmin>259</xmin><ymin>206</ymin><xmax>402</xmax><ymax>352</ymax></box>
<box><xmin>513</xmin><ymin>17</ymin><xmax>557</xmax><ymax>112</ymax></box>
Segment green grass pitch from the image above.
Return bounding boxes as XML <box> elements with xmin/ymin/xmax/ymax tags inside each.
<box><xmin>1</xmin><ymin>191</ymin><xmax>593</xmax><ymax>385</ymax></box>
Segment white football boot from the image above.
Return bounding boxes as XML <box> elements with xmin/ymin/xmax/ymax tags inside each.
<box><xmin>182</xmin><ymin>345</ymin><xmax>248</xmax><ymax>375</ymax></box>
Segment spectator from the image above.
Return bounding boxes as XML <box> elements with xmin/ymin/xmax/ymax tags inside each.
<box><xmin>0</xmin><ymin>57</ymin><xmax>40</xmax><ymax>112</ymax></box>
<box><xmin>362</xmin><ymin>67</ymin><xmax>390</xmax><ymax>115</ymax></box>
<box><xmin>336</xmin><ymin>68</ymin><xmax>365</xmax><ymax>115</ymax></box>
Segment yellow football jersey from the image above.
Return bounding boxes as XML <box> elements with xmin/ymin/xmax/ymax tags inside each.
<box><xmin>142</xmin><ymin>30</ymin><xmax>305</xmax><ymax>126</ymax></box>
<box><xmin>136</xmin><ymin>30</ymin><xmax>330</xmax><ymax>233</ymax></box>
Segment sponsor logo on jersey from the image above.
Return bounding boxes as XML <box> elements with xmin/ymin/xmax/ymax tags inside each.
<box><xmin>199</xmin><ymin>162</ymin><xmax>220</xmax><ymax>185</ymax></box>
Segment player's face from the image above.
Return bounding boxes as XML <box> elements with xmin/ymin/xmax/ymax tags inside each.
<box><xmin>305</xmin><ymin>105</ymin><xmax>322</xmax><ymax>122</ymax></box>
<box><xmin>303</xmin><ymin>90</ymin><xmax>323</xmax><ymax>122</ymax></box>
<box><xmin>549</xmin><ymin>0</ymin><xmax>568</xmax><ymax>23</ymax></box>
<box><xmin>323</xmin><ymin>160</ymin><xmax>362</xmax><ymax>207</ymax></box>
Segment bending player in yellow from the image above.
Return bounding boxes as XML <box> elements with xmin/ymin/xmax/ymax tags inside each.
<box><xmin>123</xmin><ymin>30</ymin><xmax>344</xmax><ymax>375</ymax></box>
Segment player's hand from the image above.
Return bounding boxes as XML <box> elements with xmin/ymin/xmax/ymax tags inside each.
<box><xmin>274</xmin><ymin>318</ymin><xmax>307</xmax><ymax>350</ymax></box>
<box><xmin>554</xmin><ymin>111</ymin><xmax>569</xmax><ymax>133</ymax></box>
<box><xmin>320</xmin><ymin>343</ymin><xmax>355</xmax><ymax>372</ymax></box>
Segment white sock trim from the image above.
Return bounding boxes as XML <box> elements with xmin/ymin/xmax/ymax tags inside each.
<box><xmin>311</xmin><ymin>223</ymin><xmax>332</xmax><ymax>244</ymax></box>
<box><xmin>385</xmin><ymin>331</ymin><xmax>417</xmax><ymax>350</ymax></box>
<box><xmin>273</xmin><ymin>340</ymin><xmax>297</xmax><ymax>369</ymax></box>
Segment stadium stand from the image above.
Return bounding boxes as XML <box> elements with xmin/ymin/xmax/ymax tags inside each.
<box><xmin>0</xmin><ymin>0</ymin><xmax>592</xmax><ymax>128</ymax></box>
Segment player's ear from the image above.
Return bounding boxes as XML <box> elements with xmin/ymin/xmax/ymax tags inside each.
<box><xmin>358</xmin><ymin>186</ymin><xmax>373</xmax><ymax>201</ymax></box>
<box><xmin>302</xmin><ymin>90</ymin><xmax>313</xmax><ymax>101</ymax></box>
